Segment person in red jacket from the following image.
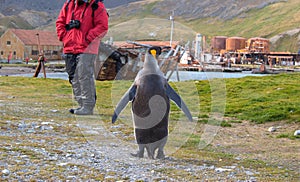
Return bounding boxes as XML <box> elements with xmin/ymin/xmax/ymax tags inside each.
<box><xmin>56</xmin><ymin>0</ymin><xmax>108</xmax><ymax>115</ymax></box>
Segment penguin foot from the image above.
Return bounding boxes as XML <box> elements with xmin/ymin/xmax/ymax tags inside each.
<box><xmin>156</xmin><ymin>151</ymin><xmax>165</xmax><ymax>159</ymax></box>
<box><xmin>131</xmin><ymin>152</ymin><xmax>143</xmax><ymax>158</ymax></box>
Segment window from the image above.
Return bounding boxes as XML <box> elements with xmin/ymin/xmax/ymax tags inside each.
<box><xmin>7</xmin><ymin>41</ymin><xmax>11</xmax><ymax>45</ymax></box>
<box><xmin>0</xmin><ymin>51</ymin><xmax>3</xmax><ymax>55</ymax></box>
<box><xmin>13</xmin><ymin>51</ymin><xmax>16</xmax><ymax>55</ymax></box>
<box><xmin>44</xmin><ymin>50</ymin><xmax>51</xmax><ymax>56</ymax></box>
<box><xmin>32</xmin><ymin>50</ymin><xmax>39</xmax><ymax>55</ymax></box>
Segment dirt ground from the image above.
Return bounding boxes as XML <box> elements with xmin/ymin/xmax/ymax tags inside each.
<box><xmin>211</xmin><ymin>120</ymin><xmax>300</xmax><ymax>172</ymax></box>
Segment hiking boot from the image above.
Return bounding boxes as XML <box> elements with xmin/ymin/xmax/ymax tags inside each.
<box><xmin>74</xmin><ymin>107</ymin><xmax>93</xmax><ymax>115</ymax></box>
<box><xmin>69</xmin><ymin>107</ymin><xmax>81</xmax><ymax>114</ymax></box>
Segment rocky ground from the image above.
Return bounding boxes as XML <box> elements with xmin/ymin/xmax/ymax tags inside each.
<box><xmin>0</xmin><ymin>109</ymin><xmax>257</xmax><ymax>181</ymax></box>
<box><xmin>3</xmin><ymin>110</ymin><xmax>297</xmax><ymax>181</ymax></box>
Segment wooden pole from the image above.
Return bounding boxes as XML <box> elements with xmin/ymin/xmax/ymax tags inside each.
<box><xmin>33</xmin><ymin>33</ymin><xmax>46</xmax><ymax>78</ymax></box>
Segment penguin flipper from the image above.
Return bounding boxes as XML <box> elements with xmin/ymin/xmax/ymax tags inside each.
<box><xmin>112</xmin><ymin>84</ymin><xmax>137</xmax><ymax>123</ymax></box>
<box><xmin>166</xmin><ymin>83</ymin><xmax>193</xmax><ymax>122</ymax></box>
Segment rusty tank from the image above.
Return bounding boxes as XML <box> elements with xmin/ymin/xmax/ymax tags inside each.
<box><xmin>211</xmin><ymin>36</ymin><xmax>227</xmax><ymax>51</ymax></box>
<box><xmin>226</xmin><ymin>37</ymin><xmax>246</xmax><ymax>51</ymax></box>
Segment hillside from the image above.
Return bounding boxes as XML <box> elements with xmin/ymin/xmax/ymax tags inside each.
<box><xmin>109</xmin><ymin>0</ymin><xmax>284</xmax><ymax>20</ymax></box>
<box><xmin>0</xmin><ymin>0</ymin><xmax>140</xmax><ymax>15</ymax></box>
<box><xmin>108</xmin><ymin>0</ymin><xmax>300</xmax><ymax>52</ymax></box>
<box><xmin>0</xmin><ymin>0</ymin><xmax>300</xmax><ymax>52</ymax></box>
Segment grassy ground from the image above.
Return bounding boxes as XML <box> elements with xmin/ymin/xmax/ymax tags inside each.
<box><xmin>0</xmin><ymin>73</ymin><xmax>299</xmax><ymax>181</ymax></box>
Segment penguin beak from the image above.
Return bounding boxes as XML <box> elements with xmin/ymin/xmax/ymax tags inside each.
<box><xmin>150</xmin><ymin>49</ymin><xmax>156</xmax><ymax>57</ymax></box>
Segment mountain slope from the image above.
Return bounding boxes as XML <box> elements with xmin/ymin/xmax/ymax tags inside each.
<box><xmin>108</xmin><ymin>0</ymin><xmax>300</xmax><ymax>52</ymax></box>
<box><xmin>108</xmin><ymin>0</ymin><xmax>285</xmax><ymax>21</ymax></box>
<box><xmin>0</xmin><ymin>0</ymin><xmax>142</xmax><ymax>33</ymax></box>
<box><xmin>152</xmin><ymin>0</ymin><xmax>285</xmax><ymax>20</ymax></box>
<box><xmin>0</xmin><ymin>0</ymin><xmax>141</xmax><ymax>16</ymax></box>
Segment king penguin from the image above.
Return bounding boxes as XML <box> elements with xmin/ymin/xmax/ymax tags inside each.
<box><xmin>112</xmin><ymin>46</ymin><xmax>193</xmax><ymax>159</ymax></box>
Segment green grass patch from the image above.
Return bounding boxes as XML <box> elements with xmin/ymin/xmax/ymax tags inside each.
<box><xmin>277</xmin><ymin>133</ymin><xmax>300</xmax><ymax>140</ymax></box>
<box><xmin>222</xmin><ymin>73</ymin><xmax>300</xmax><ymax>123</ymax></box>
<box><xmin>1</xmin><ymin>72</ymin><xmax>299</xmax><ymax>124</ymax></box>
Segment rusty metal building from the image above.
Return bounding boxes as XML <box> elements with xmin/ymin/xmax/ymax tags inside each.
<box><xmin>245</xmin><ymin>37</ymin><xmax>270</xmax><ymax>53</ymax></box>
<box><xmin>0</xmin><ymin>29</ymin><xmax>63</xmax><ymax>61</ymax></box>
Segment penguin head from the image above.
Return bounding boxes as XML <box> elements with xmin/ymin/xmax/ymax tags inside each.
<box><xmin>141</xmin><ymin>46</ymin><xmax>163</xmax><ymax>75</ymax></box>
<box><xmin>135</xmin><ymin>46</ymin><xmax>164</xmax><ymax>81</ymax></box>
<box><xmin>148</xmin><ymin>46</ymin><xmax>162</xmax><ymax>58</ymax></box>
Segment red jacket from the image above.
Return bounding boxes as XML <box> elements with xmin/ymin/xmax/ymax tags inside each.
<box><xmin>56</xmin><ymin>0</ymin><xmax>108</xmax><ymax>55</ymax></box>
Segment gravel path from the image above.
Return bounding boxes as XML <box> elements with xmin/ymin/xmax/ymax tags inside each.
<box><xmin>1</xmin><ymin>111</ymin><xmax>261</xmax><ymax>181</ymax></box>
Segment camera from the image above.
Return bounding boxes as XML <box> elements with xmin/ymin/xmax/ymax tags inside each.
<box><xmin>65</xmin><ymin>20</ymin><xmax>80</xmax><ymax>31</ymax></box>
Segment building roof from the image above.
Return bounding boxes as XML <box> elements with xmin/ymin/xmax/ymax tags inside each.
<box><xmin>9</xmin><ymin>29</ymin><xmax>62</xmax><ymax>46</ymax></box>
<box><xmin>248</xmin><ymin>37</ymin><xmax>269</xmax><ymax>41</ymax></box>
<box><xmin>113</xmin><ymin>41</ymin><xmax>179</xmax><ymax>49</ymax></box>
